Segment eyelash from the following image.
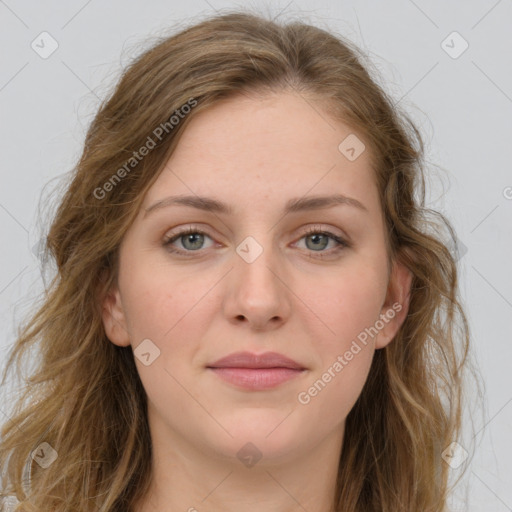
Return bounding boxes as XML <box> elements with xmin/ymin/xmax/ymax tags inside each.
<box><xmin>162</xmin><ymin>225</ymin><xmax>350</xmax><ymax>259</ymax></box>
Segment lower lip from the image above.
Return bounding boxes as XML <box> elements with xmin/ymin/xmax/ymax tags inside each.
<box><xmin>208</xmin><ymin>367</ymin><xmax>305</xmax><ymax>390</ymax></box>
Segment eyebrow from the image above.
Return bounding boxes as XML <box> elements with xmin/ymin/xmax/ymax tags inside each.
<box><xmin>143</xmin><ymin>193</ymin><xmax>368</xmax><ymax>219</ymax></box>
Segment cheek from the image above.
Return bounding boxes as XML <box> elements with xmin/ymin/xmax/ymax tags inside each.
<box><xmin>121</xmin><ymin>267</ymin><xmax>221</xmax><ymax>401</ymax></box>
<box><xmin>295</xmin><ymin>262</ymin><xmax>385</xmax><ymax>415</ymax></box>
<box><xmin>301</xmin><ymin>263</ymin><xmax>387</xmax><ymax>350</ymax></box>
<box><xmin>122</xmin><ymin>271</ymin><xmax>210</xmax><ymax>408</ymax></box>
<box><xmin>297</xmin><ymin>276</ymin><xmax>379</xmax><ymax>426</ymax></box>
<box><xmin>300</xmin><ymin>346</ymin><xmax>374</xmax><ymax>431</ymax></box>
<box><xmin>120</xmin><ymin>261</ymin><xmax>207</xmax><ymax>341</ymax></box>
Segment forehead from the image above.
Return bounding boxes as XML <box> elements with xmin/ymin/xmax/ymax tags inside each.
<box><xmin>142</xmin><ymin>91</ymin><xmax>379</xmax><ymax>216</ymax></box>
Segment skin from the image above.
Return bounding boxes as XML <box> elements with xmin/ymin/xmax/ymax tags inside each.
<box><xmin>101</xmin><ymin>90</ymin><xmax>412</xmax><ymax>512</ymax></box>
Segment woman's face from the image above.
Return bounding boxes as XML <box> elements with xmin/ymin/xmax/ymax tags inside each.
<box><xmin>102</xmin><ymin>91</ymin><xmax>411</xmax><ymax>466</ymax></box>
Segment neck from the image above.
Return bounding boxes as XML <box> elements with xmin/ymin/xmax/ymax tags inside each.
<box><xmin>133</xmin><ymin>417</ymin><xmax>344</xmax><ymax>512</ymax></box>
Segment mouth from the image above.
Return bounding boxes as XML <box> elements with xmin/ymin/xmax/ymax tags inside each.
<box><xmin>206</xmin><ymin>351</ymin><xmax>307</xmax><ymax>391</ymax></box>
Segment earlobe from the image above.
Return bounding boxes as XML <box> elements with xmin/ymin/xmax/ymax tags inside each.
<box><xmin>375</xmin><ymin>259</ymin><xmax>413</xmax><ymax>350</ymax></box>
<box><xmin>101</xmin><ymin>286</ymin><xmax>131</xmax><ymax>347</ymax></box>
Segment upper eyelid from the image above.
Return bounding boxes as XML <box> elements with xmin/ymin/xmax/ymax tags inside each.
<box><xmin>164</xmin><ymin>224</ymin><xmax>346</xmax><ymax>239</ymax></box>
<box><xmin>164</xmin><ymin>225</ymin><xmax>348</xmax><ymax>248</ymax></box>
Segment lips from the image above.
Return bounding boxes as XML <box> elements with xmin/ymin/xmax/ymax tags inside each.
<box><xmin>206</xmin><ymin>351</ymin><xmax>306</xmax><ymax>391</ymax></box>
<box><xmin>207</xmin><ymin>351</ymin><xmax>305</xmax><ymax>370</ymax></box>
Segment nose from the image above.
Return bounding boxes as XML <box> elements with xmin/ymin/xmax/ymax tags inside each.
<box><xmin>222</xmin><ymin>235</ymin><xmax>292</xmax><ymax>331</ymax></box>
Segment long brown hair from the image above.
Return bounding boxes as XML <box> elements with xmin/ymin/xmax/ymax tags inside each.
<box><xmin>0</xmin><ymin>9</ymin><xmax>482</xmax><ymax>511</ymax></box>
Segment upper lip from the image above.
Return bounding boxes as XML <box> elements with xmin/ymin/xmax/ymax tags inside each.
<box><xmin>207</xmin><ymin>351</ymin><xmax>305</xmax><ymax>370</ymax></box>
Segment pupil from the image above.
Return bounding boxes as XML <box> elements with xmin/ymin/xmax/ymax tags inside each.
<box><xmin>185</xmin><ymin>233</ymin><xmax>202</xmax><ymax>250</ymax></box>
<box><xmin>307</xmin><ymin>234</ymin><xmax>327</xmax><ymax>251</ymax></box>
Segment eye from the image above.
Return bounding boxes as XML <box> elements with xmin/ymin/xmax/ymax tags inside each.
<box><xmin>162</xmin><ymin>225</ymin><xmax>350</xmax><ymax>258</ymax></box>
<box><xmin>294</xmin><ymin>226</ymin><xmax>349</xmax><ymax>258</ymax></box>
<box><xmin>163</xmin><ymin>226</ymin><xmax>215</xmax><ymax>255</ymax></box>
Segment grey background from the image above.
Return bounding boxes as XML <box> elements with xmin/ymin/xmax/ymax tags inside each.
<box><xmin>0</xmin><ymin>0</ymin><xmax>511</xmax><ymax>510</ymax></box>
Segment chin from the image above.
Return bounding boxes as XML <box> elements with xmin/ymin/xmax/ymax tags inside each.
<box><xmin>204</xmin><ymin>412</ymin><xmax>306</xmax><ymax>464</ymax></box>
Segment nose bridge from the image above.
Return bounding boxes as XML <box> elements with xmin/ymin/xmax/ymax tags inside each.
<box><xmin>224</xmin><ymin>230</ymin><xmax>290</xmax><ymax>327</ymax></box>
<box><xmin>234</xmin><ymin>232</ymin><xmax>281</xmax><ymax>293</ymax></box>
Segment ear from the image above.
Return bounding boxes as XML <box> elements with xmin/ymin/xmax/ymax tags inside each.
<box><xmin>375</xmin><ymin>258</ymin><xmax>413</xmax><ymax>350</ymax></box>
<box><xmin>101</xmin><ymin>284</ymin><xmax>131</xmax><ymax>347</ymax></box>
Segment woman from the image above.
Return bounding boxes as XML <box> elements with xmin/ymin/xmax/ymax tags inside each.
<box><xmin>0</xmin><ymin>10</ymin><xmax>480</xmax><ymax>512</ymax></box>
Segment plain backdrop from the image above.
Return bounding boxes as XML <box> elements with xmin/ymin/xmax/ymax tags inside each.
<box><xmin>0</xmin><ymin>1</ymin><xmax>511</xmax><ymax>510</ymax></box>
